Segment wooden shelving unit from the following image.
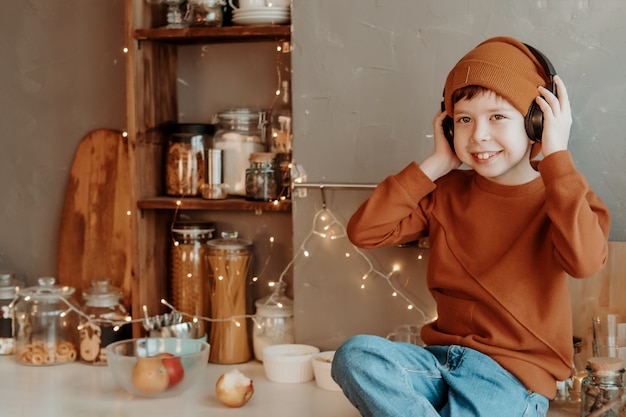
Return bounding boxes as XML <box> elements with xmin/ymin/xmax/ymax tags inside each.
<box><xmin>125</xmin><ymin>0</ymin><xmax>292</xmax><ymax>330</ymax></box>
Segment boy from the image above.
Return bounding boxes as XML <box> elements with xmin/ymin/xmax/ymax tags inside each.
<box><xmin>331</xmin><ymin>36</ymin><xmax>611</xmax><ymax>417</ymax></box>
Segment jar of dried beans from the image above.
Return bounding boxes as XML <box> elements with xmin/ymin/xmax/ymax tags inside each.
<box><xmin>170</xmin><ymin>221</ymin><xmax>215</xmax><ymax>339</ymax></box>
<box><xmin>580</xmin><ymin>356</ymin><xmax>624</xmax><ymax>416</ymax></box>
<box><xmin>0</xmin><ymin>272</ymin><xmax>23</xmax><ymax>355</ymax></box>
<box><xmin>13</xmin><ymin>277</ymin><xmax>79</xmax><ymax>366</ymax></box>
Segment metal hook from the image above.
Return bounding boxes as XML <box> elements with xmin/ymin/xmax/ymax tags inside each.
<box><xmin>320</xmin><ymin>185</ymin><xmax>327</xmax><ymax>209</ymax></box>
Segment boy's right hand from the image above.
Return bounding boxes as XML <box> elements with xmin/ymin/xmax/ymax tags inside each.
<box><xmin>420</xmin><ymin>111</ymin><xmax>461</xmax><ymax>181</ymax></box>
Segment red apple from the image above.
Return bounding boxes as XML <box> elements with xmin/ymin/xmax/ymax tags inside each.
<box><xmin>155</xmin><ymin>352</ymin><xmax>185</xmax><ymax>388</ymax></box>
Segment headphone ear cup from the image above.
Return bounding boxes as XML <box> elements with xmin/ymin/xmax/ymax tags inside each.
<box><xmin>524</xmin><ymin>102</ymin><xmax>543</xmax><ymax>142</ymax></box>
<box><xmin>442</xmin><ymin>115</ymin><xmax>455</xmax><ymax>151</ymax></box>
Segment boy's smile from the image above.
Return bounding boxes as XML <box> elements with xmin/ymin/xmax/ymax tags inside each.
<box><xmin>452</xmin><ymin>90</ymin><xmax>540</xmax><ymax>186</ymax></box>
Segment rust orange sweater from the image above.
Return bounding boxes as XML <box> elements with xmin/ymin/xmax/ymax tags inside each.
<box><xmin>346</xmin><ymin>151</ymin><xmax>610</xmax><ymax>398</ymax></box>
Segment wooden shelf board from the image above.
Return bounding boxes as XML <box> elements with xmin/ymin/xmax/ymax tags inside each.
<box><xmin>134</xmin><ymin>25</ymin><xmax>291</xmax><ymax>43</ymax></box>
<box><xmin>138</xmin><ymin>196</ymin><xmax>292</xmax><ymax>211</ymax></box>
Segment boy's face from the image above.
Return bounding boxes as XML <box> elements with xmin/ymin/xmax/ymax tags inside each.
<box><xmin>451</xmin><ymin>90</ymin><xmax>538</xmax><ymax>186</ymax></box>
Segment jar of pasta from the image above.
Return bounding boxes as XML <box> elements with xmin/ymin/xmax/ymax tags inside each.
<box><xmin>79</xmin><ymin>279</ymin><xmax>132</xmax><ymax>365</ymax></box>
<box><xmin>0</xmin><ymin>272</ymin><xmax>23</xmax><ymax>355</ymax></box>
<box><xmin>170</xmin><ymin>221</ymin><xmax>215</xmax><ymax>339</ymax></box>
<box><xmin>206</xmin><ymin>231</ymin><xmax>252</xmax><ymax>364</ymax></box>
<box><xmin>13</xmin><ymin>277</ymin><xmax>79</xmax><ymax>366</ymax></box>
<box><xmin>165</xmin><ymin>124</ymin><xmax>214</xmax><ymax>197</ymax></box>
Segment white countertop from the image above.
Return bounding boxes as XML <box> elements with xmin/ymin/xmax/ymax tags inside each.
<box><xmin>0</xmin><ymin>356</ymin><xmax>579</xmax><ymax>417</ymax></box>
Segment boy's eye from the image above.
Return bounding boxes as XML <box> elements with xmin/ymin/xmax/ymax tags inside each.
<box><xmin>457</xmin><ymin>116</ymin><xmax>471</xmax><ymax>124</ymax></box>
<box><xmin>493</xmin><ymin>114</ymin><xmax>505</xmax><ymax>120</ymax></box>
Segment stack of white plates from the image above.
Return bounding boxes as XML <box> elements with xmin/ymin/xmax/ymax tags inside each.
<box><xmin>232</xmin><ymin>6</ymin><xmax>290</xmax><ymax>26</ymax></box>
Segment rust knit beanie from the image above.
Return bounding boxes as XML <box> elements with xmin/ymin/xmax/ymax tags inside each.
<box><xmin>443</xmin><ymin>36</ymin><xmax>549</xmax><ymax>118</ymax></box>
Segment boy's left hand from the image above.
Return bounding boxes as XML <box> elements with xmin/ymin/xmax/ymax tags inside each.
<box><xmin>535</xmin><ymin>75</ymin><xmax>572</xmax><ymax>156</ymax></box>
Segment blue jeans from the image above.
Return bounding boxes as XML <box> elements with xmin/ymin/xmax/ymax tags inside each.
<box><xmin>331</xmin><ymin>335</ymin><xmax>549</xmax><ymax>417</ymax></box>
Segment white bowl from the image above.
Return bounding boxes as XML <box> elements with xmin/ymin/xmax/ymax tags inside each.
<box><xmin>262</xmin><ymin>344</ymin><xmax>320</xmax><ymax>383</ymax></box>
<box><xmin>311</xmin><ymin>351</ymin><xmax>342</xmax><ymax>391</ymax></box>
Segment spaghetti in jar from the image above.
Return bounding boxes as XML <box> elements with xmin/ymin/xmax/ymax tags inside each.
<box><xmin>170</xmin><ymin>222</ymin><xmax>215</xmax><ymax>339</ymax></box>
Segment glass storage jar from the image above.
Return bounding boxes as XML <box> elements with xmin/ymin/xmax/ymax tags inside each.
<box><xmin>79</xmin><ymin>279</ymin><xmax>132</xmax><ymax>365</ymax></box>
<box><xmin>245</xmin><ymin>152</ymin><xmax>277</xmax><ymax>201</ymax></box>
<box><xmin>0</xmin><ymin>272</ymin><xmax>23</xmax><ymax>355</ymax></box>
<box><xmin>252</xmin><ymin>281</ymin><xmax>295</xmax><ymax>362</ymax></box>
<box><xmin>206</xmin><ymin>231</ymin><xmax>252</xmax><ymax>364</ymax></box>
<box><xmin>13</xmin><ymin>277</ymin><xmax>79</xmax><ymax>366</ymax></box>
<box><xmin>185</xmin><ymin>0</ymin><xmax>225</xmax><ymax>26</ymax></box>
<box><xmin>213</xmin><ymin>108</ymin><xmax>268</xmax><ymax>196</ymax></box>
<box><xmin>580</xmin><ymin>356</ymin><xmax>624</xmax><ymax>416</ymax></box>
<box><xmin>165</xmin><ymin>124</ymin><xmax>214</xmax><ymax>197</ymax></box>
<box><xmin>170</xmin><ymin>221</ymin><xmax>215</xmax><ymax>339</ymax></box>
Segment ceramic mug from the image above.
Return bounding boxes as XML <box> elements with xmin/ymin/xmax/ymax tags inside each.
<box><xmin>386</xmin><ymin>324</ymin><xmax>424</xmax><ymax>346</ymax></box>
<box><xmin>229</xmin><ymin>0</ymin><xmax>267</xmax><ymax>9</ymax></box>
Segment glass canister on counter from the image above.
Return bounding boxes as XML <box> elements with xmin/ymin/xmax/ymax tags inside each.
<box><xmin>252</xmin><ymin>281</ymin><xmax>295</xmax><ymax>362</ymax></box>
<box><xmin>213</xmin><ymin>108</ymin><xmax>268</xmax><ymax>197</ymax></box>
<box><xmin>0</xmin><ymin>273</ymin><xmax>23</xmax><ymax>355</ymax></box>
<box><xmin>580</xmin><ymin>357</ymin><xmax>624</xmax><ymax>417</ymax></box>
<box><xmin>13</xmin><ymin>277</ymin><xmax>79</xmax><ymax>366</ymax></box>
<box><xmin>206</xmin><ymin>231</ymin><xmax>252</xmax><ymax>364</ymax></box>
<box><xmin>79</xmin><ymin>279</ymin><xmax>132</xmax><ymax>365</ymax></box>
<box><xmin>165</xmin><ymin>124</ymin><xmax>214</xmax><ymax>197</ymax></box>
<box><xmin>245</xmin><ymin>152</ymin><xmax>277</xmax><ymax>201</ymax></box>
<box><xmin>170</xmin><ymin>221</ymin><xmax>215</xmax><ymax>339</ymax></box>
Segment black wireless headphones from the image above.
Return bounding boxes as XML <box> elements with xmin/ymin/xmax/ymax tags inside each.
<box><xmin>441</xmin><ymin>43</ymin><xmax>557</xmax><ymax>151</ymax></box>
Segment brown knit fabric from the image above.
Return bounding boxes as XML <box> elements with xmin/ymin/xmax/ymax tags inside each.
<box><xmin>444</xmin><ymin>36</ymin><xmax>548</xmax><ymax>118</ymax></box>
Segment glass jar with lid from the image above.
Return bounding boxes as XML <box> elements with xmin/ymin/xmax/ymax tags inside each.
<box><xmin>165</xmin><ymin>124</ymin><xmax>214</xmax><ymax>197</ymax></box>
<box><xmin>13</xmin><ymin>277</ymin><xmax>79</xmax><ymax>366</ymax></box>
<box><xmin>170</xmin><ymin>221</ymin><xmax>215</xmax><ymax>339</ymax></box>
<box><xmin>580</xmin><ymin>356</ymin><xmax>624</xmax><ymax>416</ymax></box>
<box><xmin>245</xmin><ymin>152</ymin><xmax>277</xmax><ymax>201</ymax></box>
<box><xmin>213</xmin><ymin>108</ymin><xmax>268</xmax><ymax>196</ymax></box>
<box><xmin>79</xmin><ymin>279</ymin><xmax>132</xmax><ymax>365</ymax></box>
<box><xmin>0</xmin><ymin>272</ymin><xmax>23</xmax><ymax>355</ymax></box>
<box><xmin>252</xmin><ymin>281</ymin><xmax>295</xmax><ymax>362</ymax></box>
<box><xmin>206</xmin><ymin>231</ymin><xmax>252</xmax><ymax>364</ymax></box>
<box><xmin>184</xmin><ymin>0</ymin><xmax>226</xmax><ymax>27</ymax></box>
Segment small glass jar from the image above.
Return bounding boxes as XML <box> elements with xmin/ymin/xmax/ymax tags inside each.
<box><xmin>580</xmin><ymin>357</ymin><xmax>624</xmax><ymax>416</ymax></box>
<box><xmin>213</xmin><ymin>108</ymin><xmax>268</xmax><ymax>196</ymax></box>
<box><xmin>252</xmin><ymin>281</ymin><xmax>295</xmax><ymax>362</ymax></box>
<box><xmin>0</xmin><ymin>273</ymin><xmax>23</xmax><ymax>355</ymax></box>
<box><xmin>79</xmin><ymin>279</ymin><xmax>132</xmax><ymax>365</ymax></box>
<box><xmin>170</xmin><ymin>222</ymin><xmax>215</xmax><ymax>339</ymax></box>
<box><xmin>13</xmin><ymin>277</ymin><xmax>79</xmax><ymax>366</ymax></box>
<box><xmin>185</xmin><ymin>0</ymin><xmax>225</xmax><ymax>27</ymax></box>
<box><xmin>245</xmin><ymin>152</ymin><xmax>277</xmax><ymax>201</ymax></box>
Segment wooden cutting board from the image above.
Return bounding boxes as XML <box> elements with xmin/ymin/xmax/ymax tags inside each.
<box><xmin>57</xmin><ymin>129</ymin><xmax>134</xmax><ymax>307</ymax></box>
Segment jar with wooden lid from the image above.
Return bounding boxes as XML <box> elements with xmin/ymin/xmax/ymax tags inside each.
<box><xmin>79</xmin><ymin>279</ymin><xmax>132</xmax><ymax>365</ymax></box>
<box><xmin>13</xmin><ymin>277</ymin><xmax>78</xmax><ymax>366</ymax></box>
<box><xmin>580</xmin><ymin>356</ymin><xmax>624</xmax><ymax>416</ymax></box>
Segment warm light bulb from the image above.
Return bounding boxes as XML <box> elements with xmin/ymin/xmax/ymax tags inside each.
<box><xmin>303</xmin><ymin>250</ymin><xmax>310</xmax><ymax>257</ymax></box>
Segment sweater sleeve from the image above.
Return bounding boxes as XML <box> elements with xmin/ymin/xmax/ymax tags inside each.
<box><xmin>346</xmin><ymin>162</ymin><xmax>437</xmax><ymax>248</ymax></box>
<box><xmin>538</xmin><ymin>151</ymin><xmax>611</xmax><ymax>278</ymax></box>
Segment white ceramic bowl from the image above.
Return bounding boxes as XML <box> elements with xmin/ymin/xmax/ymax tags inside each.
<box><xmin>262</xmin><ymin>344</ymin><xmax>320</xmax><ymax>383</ymax></box>
<box><xmin>311</xmin><ymin>351</ymin><xmax>342</xmax><ymax>391</ymax></box>
<box><xmin>106</xmin><ymin>337</ymin><xmax>210</xmax><ymax>398</ymax></box>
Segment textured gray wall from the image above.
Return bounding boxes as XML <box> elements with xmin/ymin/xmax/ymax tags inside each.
<box><xmin>291</xmin><ymin>0</ymin><xmax>626</xmax><ymax>348</ymax></box>
<box><xmin>0</xmin><ymin>0</ymin><xmax>127</xmax><ymax>284</ymax></box>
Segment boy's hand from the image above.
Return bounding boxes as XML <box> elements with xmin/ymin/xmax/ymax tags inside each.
<box><xmin>420</xmin><ymin>111</ymin><xmax>461</xmax><ymax>181</ymax></box>
<box><xmin>536</xmin><ymin>75</ymin><xmax>572</xmax><ymax>156</ymax></box>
